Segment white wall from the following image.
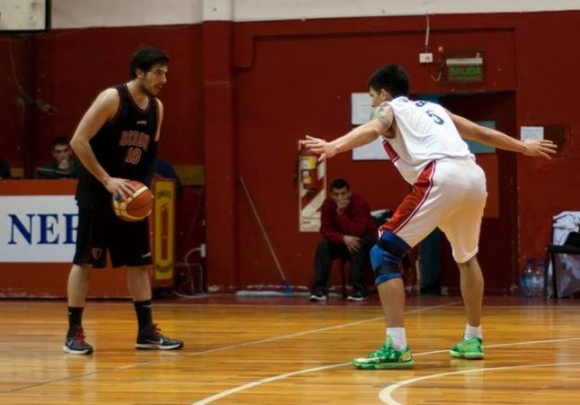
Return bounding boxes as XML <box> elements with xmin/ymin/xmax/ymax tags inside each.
<box><xmin>52</xmin><ymin>0</ymin><xmax>203</xmax><ymax>28</ymax></box>
<box><xmin>52</xmin><ymin>0</ymin><xmax>580</xmax><ymax>28</ymax></box>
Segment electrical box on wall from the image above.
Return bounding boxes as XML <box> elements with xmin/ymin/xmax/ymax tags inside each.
<box><xmin>419</xmin><ymin>52</ymin><xmax>434</xmax><ymax>64</ymax></box>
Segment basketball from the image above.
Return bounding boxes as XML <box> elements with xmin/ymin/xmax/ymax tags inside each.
<box><xmin>112</xmin><ymin>180</ymin><xmax>154</xmax><ymax>222</ymax></box>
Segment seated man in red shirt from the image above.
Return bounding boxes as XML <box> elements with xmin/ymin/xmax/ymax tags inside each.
<box><xmin>309</xmin><ymin>178</ymin><xmax>377</xmax><ymax>301</ymax></box>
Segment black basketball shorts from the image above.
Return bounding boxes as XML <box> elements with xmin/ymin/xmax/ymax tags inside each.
<box><xmin>73</xmin><ymin>205</ymin><xmax>152</xmax><ymax>269</ymax></box>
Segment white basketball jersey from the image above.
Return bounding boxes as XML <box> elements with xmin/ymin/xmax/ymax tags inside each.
<box><xmin>380</xmin><ymin>97</ymin><xmax>473</xmax><ymax>184</ymax></box>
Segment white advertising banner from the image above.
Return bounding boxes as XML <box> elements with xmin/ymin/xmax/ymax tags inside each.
<box><xmin>0</xmin><ymin>196</ymin><xmax>78</xmax><ymax>263</ymax></box>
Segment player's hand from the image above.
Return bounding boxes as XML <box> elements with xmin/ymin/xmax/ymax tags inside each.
<box><xmin>302</xmin><ymin>135</ymin><xmax>337</xmax><ymax>161</ymax></box>
<box><xmin>522</xmin><ymin>139</ymin><xmax>558</xmax><ymax>160</ymax></box>
<box><xmin>343</xmin><ymin>235</ymin><xmax>361</xmax><ymax>253</ymax></box>
<box><xmin>105</xmin><ymin>177</ymin><xmax>134</xmax><ymax>201</ymax></box>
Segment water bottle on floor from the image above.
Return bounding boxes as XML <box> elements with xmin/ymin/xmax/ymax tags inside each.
<box><xmin>521</xmin><ymin>258</ymin><xmax>535</xmax><ymax>298</ymax></box>
<box><xmin>533</xmin><ymin>259</ymin><xmax>546</xmax><ymax>298</ymax></box>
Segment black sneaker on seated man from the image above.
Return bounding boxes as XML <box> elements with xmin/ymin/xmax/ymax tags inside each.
<box><xmin>135</xmin><ymin>323</ymin><xmax>184</xmax><ymax>350</ymax></box>
<box><xmin>308</xmin><ymin>290</ymin><xmax>328</xmax><ymax>301</ymax></box>
<box><xmin>347</xmin><ymin>290</ymin><xmax>368</xmax><ymax>302</ymax></box>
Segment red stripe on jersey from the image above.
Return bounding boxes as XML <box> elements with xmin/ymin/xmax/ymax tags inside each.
<box><xmin>381</xmin><ymin>161</ymin><xmax>436</xmax><ymax>234</ymax></box>
<box><xmin>383</xmin><ymin>140</ymin><xmax>399</xmax><ymax>162</ymax></box>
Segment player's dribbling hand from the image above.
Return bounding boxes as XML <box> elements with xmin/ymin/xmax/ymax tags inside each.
<box><xmin>104</xmin><ymin>177</ymin><xmax>134</xmax><ymax>201</ymax></box>
<box><xmin>522</xmin><ymin>139</ymin><xmax>558</xmax><ymax>159</ymax></box>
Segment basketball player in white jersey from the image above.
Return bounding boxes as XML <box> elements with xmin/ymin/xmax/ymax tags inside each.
<box><xmin>303</xmin><ymin>65</ymin><xmax>557</xmax><ymax>369</ymax></box>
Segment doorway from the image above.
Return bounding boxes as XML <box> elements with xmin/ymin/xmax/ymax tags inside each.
<box><xmin>418</xmin><ymin>92</ymin><xmax>518</xmax><ymax>295</ymax></box>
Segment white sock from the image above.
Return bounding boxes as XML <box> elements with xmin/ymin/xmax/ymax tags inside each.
<box><xmin>386</xmin><ymin>327</ymin><xmax>407</xmax><ymax>350</ymax></box>
<box><xmin>464</xmin><ymin>324</ymin><xmax>482</xmax><ymax>340</ymax></box>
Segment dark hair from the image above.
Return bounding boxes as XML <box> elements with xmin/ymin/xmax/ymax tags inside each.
<box><xmin>52</xmin><ymin>136</ymin><xmax>69</xmax><ymax>149</ymax></box>
<box><xmin>367</xmin><ymin>65</ymin><xmax>409</xmax><ymax>98</ymax></box>
<box><xmin>330</xmin><ymin>178</ymin><xmax>350</xmax><ymax>191</ymax></box>
<box><xmin>130</xmin><ymin>45</ymin><xmax>169</xmax><ymax>79</ymax></box>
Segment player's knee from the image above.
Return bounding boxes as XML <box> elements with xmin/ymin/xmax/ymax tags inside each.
<box><xmin>374</xmin><ymin>265</ymin><xmax>403</xmax><ymax>285</ymax></box>
<box><xmin>457</xmin><ymin>254</ymin><xmax>479</xmax><ymax>271</ymax></box>
<box><xmin>370</xmin><ymin>231</ymin><xmax>410</xmax><ymax>285</ymax></box>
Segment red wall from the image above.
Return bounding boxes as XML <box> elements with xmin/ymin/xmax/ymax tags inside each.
<box><xmin>0</xmin><ymin>38</ymin><xmax>29</xmax><ymax>170</ymax></box>
<box><xmin>1</xmin><ymin>11</ymin><xmax>579</xmax><ymax>294</ymax></box>
<box><xmin>514</xmin><ymin>13</ymin><xmax>580</xmax><ymax>259</ymax></box>
<box><xmin>226</xmin><ymin>12</ymin><xmax>579</xmax><ymax>293</ymax></box>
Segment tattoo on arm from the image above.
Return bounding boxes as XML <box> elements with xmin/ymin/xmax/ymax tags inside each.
<box><xmin>372</xmin><ymin>103</ymin><xmax>393</xmax><ymax>131</ymax></box>
<box><xmin>377</xmin><ymin>114</ymin><xmax>392</xmax><ymax>130</ymax></box>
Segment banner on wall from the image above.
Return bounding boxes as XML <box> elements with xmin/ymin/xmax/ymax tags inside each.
<box><xmin>0</xmin><ymin>183</ymin><xmax>176</xmax><ymax>272</ymax></box>
<box><xmin>0</xmin><ymin>196</ymin><xmax>78</xmax><ymax>262</ymax></box>
<box><xmin>152</xmin><ymin>179</ymin><xmax>176</xmax><ymax>284</ymax></box>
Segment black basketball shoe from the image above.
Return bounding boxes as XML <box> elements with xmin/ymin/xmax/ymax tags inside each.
<box><xmin>63</xmin><ymin>326</ymin><xmax>94</xmax><ymax>355</ymax></box>
<box><xmin>135</xmin><ymin>324</ymin><xmax>184</xmax><ymax>350</ymax></box>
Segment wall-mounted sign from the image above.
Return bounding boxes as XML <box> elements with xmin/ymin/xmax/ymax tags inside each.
<box><xmin>0</xmin><ymin>195</ymin><xmax>78</xmax><ymax>262</ymax></box>
<box><xmin>444</xmin><ymin>52</ymin><xmax>484</xmax><ymax>83</ymax></box>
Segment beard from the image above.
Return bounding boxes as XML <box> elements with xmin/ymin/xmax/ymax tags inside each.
<box><xmin>139</xmin><ymin>81</ymin><xmax>159</xmax><ymax>97</ymax></box>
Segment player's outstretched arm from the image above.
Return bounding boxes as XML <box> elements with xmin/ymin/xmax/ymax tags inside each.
<box><xmin>304</xmin><ymin>116</ymin><xmax>393</xmax><ymax>162</ymax></box>
<box><xmin>303</xmin><ymin>126</ymin><xmax>378</xmax><ymax>161</ymax></box>
<box><xmin>448</xmin><ymin>111</ymin><xmax>557</xmax><ymax>159</ymax></box>
<box><xmin>303</xmin><ymin>103</ymin><xmax>394</xmax><ymax>160</ymax></box>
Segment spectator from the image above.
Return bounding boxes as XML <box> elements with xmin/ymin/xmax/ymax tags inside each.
<box><xmin>309</xmin><ymin>178</ymin><xmax>376</xmax><ymax>302</ymax></box>
<box><xmin>37</xmin><ymin>137</ymin><xmax>79</xmax><ymax>179</ymax></box>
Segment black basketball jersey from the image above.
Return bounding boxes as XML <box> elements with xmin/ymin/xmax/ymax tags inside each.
<box><xmin>76</xmin><ymin>84</ymin><xmax>159</xmax><ymax>208</ymax></box>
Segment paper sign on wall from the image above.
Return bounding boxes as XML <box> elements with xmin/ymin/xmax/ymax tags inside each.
<box><xmin>520</xmin><ymin>126</ymin><xmax>544</xmax><ymax>141</ymax></box>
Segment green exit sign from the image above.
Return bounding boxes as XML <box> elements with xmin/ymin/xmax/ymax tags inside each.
<box><xmin>445</xmin><ymin>55</ymin><xmax>484</xmax><ymax>83</ymax></box>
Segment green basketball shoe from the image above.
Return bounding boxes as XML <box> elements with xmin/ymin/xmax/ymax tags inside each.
<box><xmin>352</xmin><ymin>337</ymin><xmax>414</xmax><ymax>370</ymax></box>
<box><xmin>450</xmin><ymin>337</ymin><xmax>484</xmax><ymax>359</ymax></box>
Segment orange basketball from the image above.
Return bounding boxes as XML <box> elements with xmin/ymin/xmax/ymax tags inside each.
<box><xmin>112</xmin><ymin>180</ymin><xmax>154</xmax><ymax>222</ymax></box>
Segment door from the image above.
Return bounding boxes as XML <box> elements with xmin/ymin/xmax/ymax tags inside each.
<box><xmin>438</xmin><ymin>92</ymin><xmax>518</xmax><ymax>295</ymax></box>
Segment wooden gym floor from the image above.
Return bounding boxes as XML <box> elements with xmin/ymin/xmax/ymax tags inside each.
<box><xmin>1</xmin><ymin>295</ymin><xmax>579</xmax><ymax>404</ymax></box>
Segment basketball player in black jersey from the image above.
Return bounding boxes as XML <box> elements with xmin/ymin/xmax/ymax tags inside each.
<box><xmin>63</xmin><ymin>45</ymin><xmax>183</xmax><ymax>354</ymax></box>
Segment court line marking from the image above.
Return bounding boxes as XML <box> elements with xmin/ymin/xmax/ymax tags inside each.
<box><xmin>178</xmin><ymin>302</ymin><xmax>459</xmax><ymax>358</ymax></box>
<box><xmin>187</xmin><ymin>301</ymin><xmax>460</xmax><ymax>405</ymax></box>
<box><xmin>190</xmin><ymin>335</ymin><xmax>580</xmax><ymax>405</ymax></box>
<box><xmin>379</xmin><ymin>360</ymin><xmax>580</xmax><ymax>405</ymax></box>
<box><xmin>0</xmin><ymin>301</ymin><xmax>460</xmax><ymax>395</ymax></box>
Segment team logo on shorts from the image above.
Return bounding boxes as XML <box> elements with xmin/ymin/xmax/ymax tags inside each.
<box><xmin>91</xmin><ymin>248</ymin><xmax>103</xmax><ymax>260</ymax></box>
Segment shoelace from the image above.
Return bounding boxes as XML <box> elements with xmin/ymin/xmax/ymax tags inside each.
<box><xmin>458</xmin><ymin>340</ymin><xmax>480</xmax><ymax>351</ymax></box>
<box><xmin>368</xmin><ymin>344</ymin><xmax>402</xmax><ymax>361</ymax></box>
<box><xmin>368</xmin><ymin>344</ymin><xmax>388</xmax><ymax>358</ymax></box>
<box><xmin>144</xmin><ymin>323</ymin><xmax>165</xmax><ymax>339</ymax></box>
<box><xmin>71</xmin><ymin>327</ymin><xmax>86</xmax><ymax>343</ymax></box>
